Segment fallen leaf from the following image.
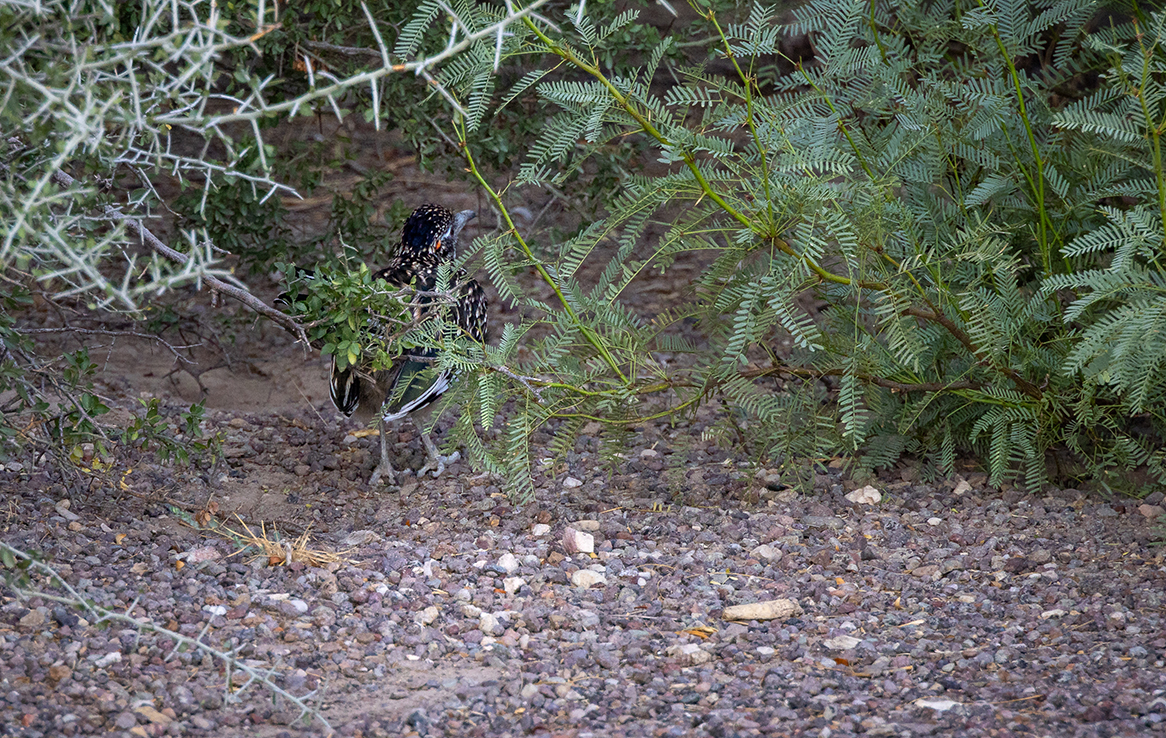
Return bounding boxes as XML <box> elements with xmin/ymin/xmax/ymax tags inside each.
<box><xmin>174</xmin><ymin>560</ymin><xmax>184</xmax><ymax>570</ymax></box>
<box><xmin>350</xmin><ymin>428</ymin><xmax>379</xmax><ymax>438</ymax></box>
<box><xmin>114</xmin><ymin>533</ymin><xmax>126</xmax><ymax>545</ymax></box>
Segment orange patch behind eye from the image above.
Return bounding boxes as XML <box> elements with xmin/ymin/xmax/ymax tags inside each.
<box><xmin>431</xmin><ymin>238</ymin><xmax>443</xmax><ymax>252</ymax></box>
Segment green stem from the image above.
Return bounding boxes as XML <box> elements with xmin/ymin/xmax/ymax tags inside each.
<box><xmin>552</xmin><ymin>394</ymin><xmax>703</xmax><ymax>424</ymax></box>
<box><xmin>458</xmin><ymin>121</ymin><xmax>629</xmax><ymax>385</ymax></box>
<box><xmin>520</xmin><ymin>16</ymin><xmax>885</xmax><ymax>291</ymax></box>
<box><xmin>1133</xmin><ymin>22</ymin><xmax>1166</xmax><ymax>238</ymax></box>
<box><xmin>980</xmin><ymin>0</ymin><xmax>1054</xmax><ymax>272</ymax></box>
<box><xmin>868</xmin><ymin>0</ymin><xmax>887</xmax><ymax>62</ymax></box>
<box><xmin>793</xmin><ymin>62</ymin><xmax>878</xmax><ymax>183</ymax></box>
<box><xmin>708</xmin><ymin>11</ymin><xmax>774</xmax><ymax>227</ymax></box>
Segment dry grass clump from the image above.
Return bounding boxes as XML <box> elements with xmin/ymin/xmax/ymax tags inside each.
<box><xmin>222</xmin><ymin>515</ymin><xmax>353</xmax><ymax>568</ymax></box>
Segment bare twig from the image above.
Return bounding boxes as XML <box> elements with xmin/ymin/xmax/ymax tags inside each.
<box><xmin>901</xmin><ymin>307</ymin><xmax>1042</xmax><ymax>399</ymax></box>
<box><xmin>200</xmin><ymin>0</ymin><xmax>555</xmax><ymax>125</ymax></box>
<box><xmin>46</xmin><ymin>168</ymin><xmax>310</xmax><ymax>347</ymax></box>
<box><xmin>491</xmin><ymin>365</ymin><xmax>545</xmax><ymax>402</ymax></box>
<box><xmin>742</xmin><ymin>362</ymin><xmax>983</xmax><ymax>394</ymax></box>
<box><xmin>0</xmin><ymin>541</ymin><xmax>334</xmax><ymax>734</ymax></box>
<box><xmin>18</xmin><ymin>326</ymin><xmax>201</xmax><ymax>364</ymax></box>
<box><xmin>301</xmin><ymin>40</ymin><xmax>382</xmax><ymax>59</ymax></box>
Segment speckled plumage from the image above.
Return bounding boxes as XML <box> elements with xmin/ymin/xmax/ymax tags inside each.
<box><xmin>329</xmin><ymin>203</ymin><xmax>485</xmax><ymax>484</ymax></box>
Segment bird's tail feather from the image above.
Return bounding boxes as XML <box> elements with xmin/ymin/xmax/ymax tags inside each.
<box><xmin>381</xmin><ymin>353</ymin><xmax>452</xmax><ymax>423</ymax></box>
<box><xmin>329</xmin><ymin>356</ymin><xmax>362</xmax><ymax>417</ymax></box>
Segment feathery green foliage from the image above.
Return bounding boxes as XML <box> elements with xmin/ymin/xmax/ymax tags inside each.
<box><xmin>7</xmin><ymin>0</ymin><xmax>1166</xmax><ymax>499</ymax></box>
<box><xmin>381</xmin><ymin>0</ymin><xmax>1166</xmax><ymax>497</ymax></box>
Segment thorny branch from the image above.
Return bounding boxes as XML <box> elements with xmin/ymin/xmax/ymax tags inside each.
<box><xmin>0</xmin><ymin>542</ymin><xmax>334</xmax><ymax>735</ymax></box>
<box><xmin>46</xmin><ymin>169</ymin><xmax>309</xmax><ymax>347</ymax></box>
<box><xmin>18</xmin><ymin>326</ymin><xmax>201</xmax><ymax>365</ymax></box>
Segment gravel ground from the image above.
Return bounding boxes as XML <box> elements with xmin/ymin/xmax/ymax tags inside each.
<box><xmin>2</xmin><ymin>400</ymin><xmax>1166</xmax><ymax>738</ymax></box>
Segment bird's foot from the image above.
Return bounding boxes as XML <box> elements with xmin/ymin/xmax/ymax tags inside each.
<box><xmin>419</xmin><ymin>451</ymin><xmax>460</xmax><ymax>479</ymax></box>
<box><xmin>368</xmin><ymin>462</ymin><xmax>397</xmax><ymax>486</ymax></box>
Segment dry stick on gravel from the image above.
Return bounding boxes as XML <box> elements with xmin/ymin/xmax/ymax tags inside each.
<box><xmin>47</xmin><ymin>168</ymin><xmax>310</xmax><ymax>347</ymax></box>
<box><xmin>0</xmin><ymin>541</ymin><xmax>335</xmax><ymax>735</ymax></box>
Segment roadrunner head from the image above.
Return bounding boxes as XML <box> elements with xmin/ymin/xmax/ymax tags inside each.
<box><xmin>399</xmin><ymin>204</ymin><xmax>476</xmax><ymax>260</ymax></box>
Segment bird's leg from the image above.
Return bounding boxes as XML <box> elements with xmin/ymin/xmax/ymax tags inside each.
<box><xmin>368</xmin><ymin>417</ymin><xmax>396</xmax><ymax>486</ymax></box>
<box><xmin>417</xmin><ymin>420</ymin><xmax>459</xmax><ymax>479</ymax></box>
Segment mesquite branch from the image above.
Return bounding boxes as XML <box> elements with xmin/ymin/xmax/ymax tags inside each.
<box><xmin>47</xmin><ymin>169</ymin><xmax>309</xmax><ymax>346</ymax></box>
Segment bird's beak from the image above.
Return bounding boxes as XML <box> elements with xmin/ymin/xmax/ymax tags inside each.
<box><xmin>452</xmin><ymin>209</ymin><xmax>477</xmax><ymax>238</ymax></box>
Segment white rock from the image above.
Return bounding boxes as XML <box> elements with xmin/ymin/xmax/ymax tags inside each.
<box><xmin>563</xmin><ymin>527</ymin><xmax>594</xmax><ymax>554</ymax></box>
<box><xmin>54</xmin><ymin>502</ymin><xmax>79</xmax><ymax>521</ymax></box>
<box><xmin>1040</xmin><ymin>608</ymin><xmax>1066</xmax><ymax>619</ymax></box>
<box><xmin>93</xmin><ymin>652</ymin><xmax>121</xmax><ymax>668</ymax></box>
<box><xmin>952</xmin><ymin>477</ymin><xmax>973</xmax><ymax>496</ymax></box>
<box><xmin>845</xmin><ymin>485</ymin><xmax>882</xmax><ymax>504</ymax></box>
<box><xmin>927</xmin><ymin>517</ymin><xmax>942</xmax><ymax>526</ymax></box>
<box><xmin>915</xmin><ymin>697</ymin><xmax>960</xmax><ymax>712</ymax></box>
<box><xmin>497</xmin><ymin>553</ymin><xmax>520</xmax><ymax>575</ymax></box>
<box><xmin>343</xmin><ymin>530</ymin><xmax>380</xmax><ymax>546</ymax></box>
<box><xmin>723</xmin><ymin>599</ymin><xmax>803</xmax><ymax>621</ymax></box>
<box><xmin>667</xmin><ymin>643</ymin><xmax>712</xmax><ymax>665</ymax></box>
<box><xmin>342</xmin><ymin>434</ymin><xmax>359</xmax><ymax>445</ymax></box>
<box><xmin>563</xmin><ymin>476</ymin><xmax>583</xmax><ymax>488</ymax></box>
<box><xmin>1138</xmin><ymin>504</ymin><xmax>1165</xmax><ymax>519</ymax></box>
<box><xmin>640</xmin><ymin>448</ymin><xmax>658</xmax><ymax>458</ymax></box>
<box><xmin>460</xmin><ymin>603</ymin><xmax>482</xmax><ymax>618</ymax></box>
<box><xmin>570</xmin><ymin>570</ymin><xmax>607</xmax><ymax>589</ymax></box>
<box><xmin>202</xmin><ymin>605</ymin><xmax>227</xmax><ymax>617</ymax></box>
<box><xmin>479</xmin><ymin>612</ymin><xmax>503</xmax><ymax>635</ymax></box>
<box><xmin>531</xmin><ymin>523</ymin><xmax>551</xmax><ymax>537</ymax></box>
<box><xmin>823</xmin><ymin>635</ymin><xmax>862</xmax><ymax>650</ymax></box>
<box><xmin>750</xmin><ymin>544</ymin><xmax>782</xmax><ymax>562</ymax></box>
<box><xmin>414</xmin><ymin>606</ymin><xmax>439</xmax><ymax>626</ymax></box>
<box><xmin>576</xmin><ymin>610</ymin><xmax>600</xmax><ymax>628</ymax></box>
<box><xmin>521</xmin><ymin>683</ymin><xmax>540</xmax><ymax>699</ymax></box>
<box><xmin>503</xmin><ymin>577</ymin><xmax>526</xmax><ymax>594</ymax></box>
<box><xmin>181</xmin><ymin>546</ymin><xmax>221</xmax><ymax>564</ymax></box>
<box><xmin>573</xmin><ymin>519</ymin><xmax>600</xmax><ymax>532</ymax></box>
<box><xmin>756</xmin><ymin>646</ymin><xmax>776</xmax><ymax>657</ymax></box>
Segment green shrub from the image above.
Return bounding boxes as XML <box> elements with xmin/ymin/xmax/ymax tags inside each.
<box><xmin>7</xmin><ymin>0</ymin><xmax>1166</xmax><ymax>499</ymax></box>
<box><xmin>378</xmin><ymin>0</ymin><xmax>1166</xmax><ymax>496</ymax></box>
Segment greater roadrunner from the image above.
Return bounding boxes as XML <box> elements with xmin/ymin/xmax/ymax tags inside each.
<box><xmin>330</xmin><ymin>203</ymin><xmax>487</xmax><ymax>485</ymax></box>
